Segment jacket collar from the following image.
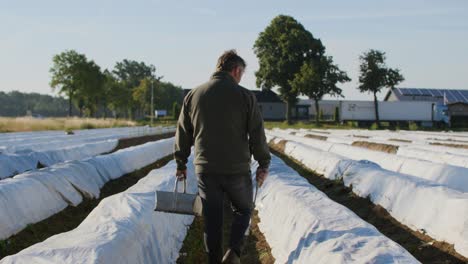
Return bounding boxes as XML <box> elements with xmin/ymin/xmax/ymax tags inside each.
<box><xmin>211</xmin><ymin>71</ymin><xmax>235</xmax><ymax>82</ymax></box>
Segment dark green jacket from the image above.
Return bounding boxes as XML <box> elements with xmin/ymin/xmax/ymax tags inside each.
<box><xmin>174</xmin><ymin>71</ymin><xmax>271</xmax><ymax>174</ymax></box>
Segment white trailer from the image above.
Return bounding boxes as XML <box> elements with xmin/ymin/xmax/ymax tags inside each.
<box><xmin>339</xmin><ymin>101</ymin><xmax>449</xmax><ymax>124</ymax></box>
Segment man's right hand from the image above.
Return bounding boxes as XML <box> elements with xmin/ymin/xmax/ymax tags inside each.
<box><xmin>256</xmin><ymin>167</ymin><xmax>268</xmax><ymax>187</ymax></box>
<box><xmin>176</xmin><ymin>169</ymin><xmax>187</xmax><ymax>180</ymax></box>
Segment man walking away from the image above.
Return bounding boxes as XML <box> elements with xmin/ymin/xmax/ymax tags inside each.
<box><xmin>174</xmin><ymin>50</ymin><xmax>271</xmax><ymax>264</ymax></box>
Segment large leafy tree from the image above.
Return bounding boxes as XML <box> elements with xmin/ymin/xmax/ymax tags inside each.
<box><xmin>358</xmin><ymin>49</ymin><xmax>404</xmax><ymax>127</ymax></box>
<box><xmin>254</xmin><ymin>15</ymin><xmax>324</xmax><ymax>123</ymax></box>
<box><xmin>290</xmin><ymin>56</ymin><xmax>350</xmax><ymax>125</ymax></box>
<box><xmin>103</xmin><ymin>70</ymin><xmax>128</xmax><ymax>118</ymax></box>
<box><xmin>112</xmin><ymin>60</ymin><xmax>155</xmax><ymax>119</ymax></box>
<box><xmin>50</xmin><ymin>50</ymin><xmax>88</xmax><ymax>116</ymax></box>
<box><xmin>79</xmin><ymin>60</ymin><xmax>105</xmax><ymax>117</ymax></box>
<box><xmin>132</xmin><ymin>77</ymin><xmax>153</xmax><ymax>117</ymax></box>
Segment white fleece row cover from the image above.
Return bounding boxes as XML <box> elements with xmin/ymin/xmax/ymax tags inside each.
<box><xmin>0</xmin><ymin>126</ymin><xmax>175</xmax><ymax>153</ymax></box>
<box><xmin>0</xmin><ymin>126</ymin><xmax>163</xmax><ymax>143</ymax></box>
<box><xmin>280</xmin><ymin>128</ymin><xmax>468</xmax><ymax>170</ymax></box>
<box><xmin>1</xmin><ymin>158</ymin><xmax>196</xmax><ymax>264</ymax></box>
<box><xmin>301</xmin><ymin>128</ymin><xmax>468</xmax><ymax>157</ymax></box>
<box><xmin>254</xmin><ymin>155</ymin><xmax>419</xmax><ymax>264</ymax></box>
<box><xmin>0</xmin><ymin>126</ymin><xmax>175</xmax><ymax>179</ymax></box>
<box><xmin>0</xmin><ymin>138</ymin><xmax>174</xmax><ymax>240</ymax></box>
<box><xmin>0</xmin><ymin>140</ymin><xmax>118</xmax><ymax>180</ymax></box>
<box><xmin>267</xmin><ymin>136</ymin><xmax>468</xmax><ymax>258</ymax></box>
<box><xmin>268</xmin><ymin>130</ymin><xmax>468</xmax><ymax>193</ymax></box>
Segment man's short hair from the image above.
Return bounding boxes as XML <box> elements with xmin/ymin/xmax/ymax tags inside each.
<box><xmin>216</xmin><ymin>50</ymin><xmax>246</xmax><ymax>72</ymax></box>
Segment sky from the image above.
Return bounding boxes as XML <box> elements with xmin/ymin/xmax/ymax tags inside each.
<box><xmin>0</xmin><ymin>0</ymin><xmax>467</xmax><ymax>100</ymax></box>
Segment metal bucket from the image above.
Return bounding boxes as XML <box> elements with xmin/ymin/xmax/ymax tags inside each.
<box><xmin>154</xmin><ymin>178</ymin><xmax>203</xmax><ymax>216</ymax></box>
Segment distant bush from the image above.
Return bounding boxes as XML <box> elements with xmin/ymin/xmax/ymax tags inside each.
<box><xmin>345</xmin><ymin>121</ymin><xmax>358</xmax><ymax>128</ymax></box>
<box><xmin>369</xmin><ymin>123</ymin><xmax>379</xmax><ymax>130</ymax></box>
<box><xmin>408</xmin><ymin>122</ymin><xmax>419</xmax><ymax>131</ymax></box>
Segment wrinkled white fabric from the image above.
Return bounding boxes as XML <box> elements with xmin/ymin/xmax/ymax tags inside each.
<box><xmin>1</xmin><ymin>158</ymin><xmax>196</xmax><ymax>264</ymax></box>
<box><xmin>267</xmin><ymin>134</ymin><xmax>468</xmax><ymax>258</ymax></box>
<box><xmin>254</xmin><ymin>155</ymin><xmax>419</xmax><ymax>263</ymax></box>
<box><xmin>0</xmin><ymin>137</ymin><xmax>175</xmax><ymax>240</ymax></box>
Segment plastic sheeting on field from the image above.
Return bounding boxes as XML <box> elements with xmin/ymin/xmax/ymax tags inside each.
<box><xmin>396</xmin><ymin>146</ymin><xmax>468</xmax><ymax>168</ymax></box>
<box><xmin>0</xmin><ymin>126</ymin><xmax>175</xmax><ymax>154</ymax></box>
<box><xmin>343</xmin><ymin>161</ymin><xmax>468</xmax><ymax>258</ymax></box>
<box><xmin>0</xmin><ymin>125</ymin><xmax>176</xmax><ymax>179</ymax></box>
<box><xmin>1</xmin><ymin>158</ymin><xmax>196</xmax><ymax>264</ymax></box>
<box><xmin>0</xmin><ymin>177</ymin><xmax>68</xmax><ymax>240</ymax></box>
<box><xmin>253</xmin><ymin>155</ymin><xmax>419</xmax><ymax>263</ymax></box>
<box><xmin>0</xmin><ymin>140</ymin><xmax>118</xmax><ymax>180</ymax></box>
<box><xmin>274</xmin><ymin>128</ymin><xmax>468</xmax><ymax>169</ymax></box>
<box><xmin>270</xmin><ymin>136</ymin><xmax>468</xmax><ymax>258</ymax></box>
<box><xmin>270</xmin><ymin>137</ymin><xmax>351</xmax><ymax>180</ymax></box>
<box><xmin>268</xmin><ymin>130</ymin><xmax>468</xmax><ymax>193</ymax></box>
<box><xmin>0</xmin><ymin>137</ymin><xmax>175</xmax><ymax>240</ymax></box>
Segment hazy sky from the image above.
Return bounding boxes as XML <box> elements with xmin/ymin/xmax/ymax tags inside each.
<box><xmin>1</xmin><ymin>0</ymin><xmax>467</xmax><ymax>100</ymax></box>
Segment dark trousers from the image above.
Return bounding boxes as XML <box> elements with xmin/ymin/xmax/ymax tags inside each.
<box><xmin>197</xmin><ymin>172</ymin><xmax>253</xmax><ymax>264</ymax></box>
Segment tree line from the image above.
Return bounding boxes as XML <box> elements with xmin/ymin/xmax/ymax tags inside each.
<box><xmin>254</xmin><ymin>15</ymin><xmax>404</xmax><ymax>126</ymax></box>
<box><xmin>49</xmin><ymin>51</ymin><xmax>184</xmax><ymax>119</ymax></box>
<box><xmin>0</xmin><ymin>91</ymin><xmax>74</xmax><ymax>117</ymax></box>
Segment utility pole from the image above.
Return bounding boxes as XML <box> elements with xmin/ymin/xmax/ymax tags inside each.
<box><xmin>149</xmin><ymin>65</ymin><xmax>156</xmax><ymax>127</ymax></box>
<box><xmin>150</xmin><ymin>74</ymin><xmax>164</xmax><ymax>127</ymax></box>
<box><xmin>151</xmin><ymin>78</ymin><xmax>154</xmax><ymax>126</ymax></box>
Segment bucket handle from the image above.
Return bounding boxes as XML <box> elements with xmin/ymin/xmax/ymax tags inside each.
<box><xmin>174</xmin><ymin>177</ymin><xmax>187</xmax><ymax>194</ymax></box>
<box><xmin>171</xmin><ymin>178</ymin><xmax>187</xmax><ymax>211</ymax></box>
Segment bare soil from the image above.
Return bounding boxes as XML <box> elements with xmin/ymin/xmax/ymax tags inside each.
<box><xmin>428</xmin><ymin>137</ymin><xmax>468</xmax><ymax>143</ymax></box>
<box><xmin>352</xmin><ymin>141</ymin><xmax>399</xmax><ymax>154</ymax></box>
<box><xmin>269</xmin><ymin>140</ymin><xmax>467</xmax><ymax>264</ymax></box>
<box><xmin>108</xmin><ymin>132</ymin><xmax>174</xmax><ymax>152</ymax></box>
<box><xmin>351</xmin><ymin>135</ymin><xmax>370</xmax><ymax>139</ymax></box>
<box><xmin>389</xmin><ymin>138</ymin><xmax>413</xmax><ymax>143</ymax></box>
<box><xmin>177</xmin><ymin>197</ymin><xmax>275</xmax><ymax>263</ymax></box>
<box><xmin>304</xmin><ymin>134</ymin><xmax>328</xmax><ymax>141</ymax></box>
<box><xmin>430</xmin><ymin>142</ymin><xmax>468</xmax><ymax>149</ymax></box>
<box><xmin>309</xmin><ymin>130</ymin><xmax>331</xmax><ymax>135</ymax></box>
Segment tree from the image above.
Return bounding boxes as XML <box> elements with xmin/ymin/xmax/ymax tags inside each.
<box><xmin>0</xmin><ymin>91</ymin><xmax>74</xmax><ymax>117</ymax></box>
<box><xmin>103</xmin><ymin>70</ymin><xmax>127</xmax><ymax>118</ymax></box>
<box><xmin>132</xmin><ymin>78</ymin><xmax>152</xmax><ymax>117</ymax></box>
<box><xmin>172</xmin><ymin>102</ymin><xmax>181</xmax><ymax>120</ymax></box>
<box><xmin>254</xmin><ymin>15</ymin><xmax>324</xmax><ymax>123</ymax></box>
<box><xmin>112</xmin><ymin>60</ymin><xmax>156</xmax><ymax>119</ymax></box>
<box><xmin>50</xmin><ymin>50</ymin><xmax>88</xmax><ymax>116</ymax></box>
<box><xmin>290</xmin><ymin>56</ymin><xmax>350</xmax><ymax>125</ymax></box>
<box><xmin>79</xmin><ymin>60</ymin><xmax>105</xmax><ymax>117</ymax></box>
<box><xmin>358</xmin><ymin>49</ymin><xmax>404</xmax><ymax>127</ymax></box>
<box><xmin>50</xmin><ymin>50</ymin><xmax>105</xmax><ymax>117</ymax></box>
